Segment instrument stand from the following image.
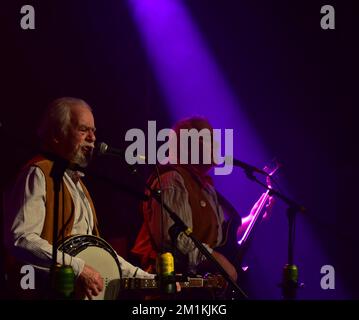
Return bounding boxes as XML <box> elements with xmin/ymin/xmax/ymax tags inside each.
<box><xmin>242</xmin><ymin>169</ymin><xmax>305</xmax><ymax>300</ymax></box>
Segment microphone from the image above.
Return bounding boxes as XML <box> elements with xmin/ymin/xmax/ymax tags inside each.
<box><xmin>96</xmin><ymin>142</ymin><xmax>146</xmax><ymax>162</ymax></box>
<box><xmin>156</xmin><ymin>252</ymin><xmax>176</xmax><ymax>294</ymax></box>
<box><xmin>96</xmin><ymin>142</ymin><xmax>124</xmax><ymax>157</ymax></box>
<box><xmin>52</xmin><ymin>265</ymin><xmax>75</xmax><ymax>299</ymax></box>
<box><xmin>232</xmin><ymin>157</ymin><xmax>269</xmax><ymax>176</ymax></box>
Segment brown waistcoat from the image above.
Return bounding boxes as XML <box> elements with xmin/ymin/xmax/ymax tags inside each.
<box><xmin>25</xmin><ymin>155</ymin><xmax>100</xmax><ymax>244</ymax></box>
<box><xmin>132</xmin><ymin>165</ymin><xmax>220</xmax><ymax>269</ymax></box>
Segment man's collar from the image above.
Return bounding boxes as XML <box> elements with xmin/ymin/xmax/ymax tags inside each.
<box><xmin>66</xmin><ymin>169</ymin><xmax>85</xmax><ymax>183</ymax></box>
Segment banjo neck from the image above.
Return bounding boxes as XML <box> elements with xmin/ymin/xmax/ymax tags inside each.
<box><xmin>120</xmin><ymin>276</ymin><xmax>225</xmax><ymax>291</ymax></box>
<box><xmin>58</xmin><ymin>235</ymin><xmax>225</xmax><ymax>299</ymax></box>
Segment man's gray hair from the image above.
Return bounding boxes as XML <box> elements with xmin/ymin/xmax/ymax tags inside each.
<box><xmin>37</xmin><ymin>97</ymin><xmax>91</xmax><ymax>144</ymax></box>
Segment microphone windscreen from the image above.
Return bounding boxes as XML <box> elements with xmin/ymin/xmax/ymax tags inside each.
<box><xmin>96</xmin><ymin>142</ymin><xmax>108</xmax><ymax>155</ymax></box>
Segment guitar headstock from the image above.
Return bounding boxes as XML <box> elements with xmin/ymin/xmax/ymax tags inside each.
<box><xmin>262</xmin><ymin>158</ymin><xmax>282</xmax><ymax>219</ymax></box>
<box><xmin>263</xmin><ymin>158</ymin><xmax>282</xmax><ymax>188</ymax></box>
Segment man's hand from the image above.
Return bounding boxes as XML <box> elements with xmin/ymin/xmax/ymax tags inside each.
<box><xmin>76</xmin><ymin>264</ymin><xmax>104</xmax><ymax>300</ymax></box>
<box><xmin>262</xmin><ymin>195</ymin><xmax>275</xmax><ymax>220</ymax></box>
<box><xmin>211</xmin><ymin>251</ymin><xmax>238</xmax><ymax>282</ymax></box>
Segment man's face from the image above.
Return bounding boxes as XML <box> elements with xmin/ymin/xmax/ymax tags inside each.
<box><xmin>57</xmin><ymin>104</ymin><xmax>96</xmax><ymax>167</ymax></box>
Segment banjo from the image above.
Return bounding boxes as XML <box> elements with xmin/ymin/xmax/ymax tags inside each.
<box><xmin>58</xmin><ymin>235</ymin><xmax>225</xmax><ymax>300</ymax></box>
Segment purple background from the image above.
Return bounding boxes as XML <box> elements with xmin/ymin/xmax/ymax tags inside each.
<box><xmin>0</xmin><ymin>0</ymin><xmax>357</xmax><ymax>299</ymax></box>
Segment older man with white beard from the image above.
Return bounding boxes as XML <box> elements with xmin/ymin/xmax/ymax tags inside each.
<box><xmin>4</xmin><ymin>97</ymin><xmax>154</xmax><ymax>299</ymax></box>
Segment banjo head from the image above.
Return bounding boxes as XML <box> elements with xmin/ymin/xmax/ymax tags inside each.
<box><xmin>59</xmin><ymin>235</ymin><xmax>122</xmax><ymax>300</ymax></box>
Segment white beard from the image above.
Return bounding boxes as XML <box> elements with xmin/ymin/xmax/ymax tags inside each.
<box><xmin>72</xmin><ymin>143</ymin><xmax>94</xmax><ymax>167</ymax></box>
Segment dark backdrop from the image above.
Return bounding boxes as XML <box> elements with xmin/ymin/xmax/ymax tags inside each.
<box><xmin>0</xmin><ymin>0</ymin><xmax>357</xmax><ymax>299</ymax></box>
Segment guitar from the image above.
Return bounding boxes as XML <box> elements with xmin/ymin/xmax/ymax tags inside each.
<box><xmin>216</xmin><ymin>159</ymin><xmax>280</xmax><ymax>266</ymax></box>
<box><xmin>236</xmin><ymin>159</ymin><xmax>281</xmax><ymax>249</ymax></box>
<box><xmin>58</xmin><ymin>235</ymin><xmax>225</xmax><ymax>300</ymax></box>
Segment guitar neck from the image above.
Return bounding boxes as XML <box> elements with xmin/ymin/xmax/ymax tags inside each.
<box><xmin>179</xmin><ymin>277</ymin><xmax>206</xmax><ymax>288</ymax></box>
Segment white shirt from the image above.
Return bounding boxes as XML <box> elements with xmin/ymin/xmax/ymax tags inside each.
<box><xmin>5</xmin><ymin>166</ymin><xmax>153</xmax><ymax>279</ymax></box>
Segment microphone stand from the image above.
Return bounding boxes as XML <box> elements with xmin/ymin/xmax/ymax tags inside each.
<box><xmin>240</xmin><ymin>168</ymin><xmax>305</xmax><ymax>300</ymax></box>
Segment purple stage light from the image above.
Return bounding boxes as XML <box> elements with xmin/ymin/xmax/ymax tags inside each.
<box><xmin>128</xmin><ymin>0</ymin><xmax>268</xmax><ymax>210</ymax></box>
<box><xmin>127</xmin><ymin>0</ymin><xmax>341</xmax><ymax>299</ymax></box>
